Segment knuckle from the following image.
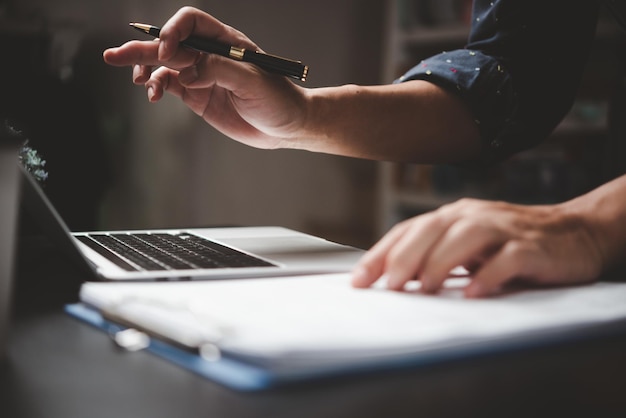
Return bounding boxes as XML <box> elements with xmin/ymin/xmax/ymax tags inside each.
<box><xmin>501</xmin><ymin>241</ymin><xmax>531</xmax><ymax>270</ymax></box>
<box><xmin>504</xmin><ymin>240</ymin><xmax>527</xmax><ymax>256</ymax></box>
<box><xmin>387</xmin><ymin>219</ymin><xmax>411</xmax><ymax>236</ymax></box>
<box><xmin>179</xmin><ymin>5</ymin><xmax>197</xmax><ymax>14</ymax></box>
<box><xmin>449</xmin><ymin>197</ymin><xmax>478</xmax><ymax>210</ymax></box>
<box><xmin>357</xmin><ymin>252</ymin><xmax>378</xmax><ymax>270</ymax></box>
<box><xmin>386</xmin><ymin>247</ymin><xmax>417</xmax><ymax>276</ymax></box>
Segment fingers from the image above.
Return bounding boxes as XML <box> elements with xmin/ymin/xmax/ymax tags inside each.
<box><xmin>104</xmin><ymin>6</ymin><xmax>263</xmax><ymax>96</ymax></box>
<box><xmin>142</xmin><ymin>54</ymin><xmax>266</xmax><ymax>105</ymax></box>
<box><xmin>464</xmin><ymin>241</ymin><xmax>531</xmax><ymax>298</ymax></box>
<box><xmin>419</xmin><ymin>219</ymin><xmax>504</xmax><ymax>293</ymax></box>
<box><xmin>103</xmin><ymin>7</ymin><xmax>256</xmax><ymax>67</ymax></box>
<box><xmin>103</xmin><ymin>39</ymin><xmax>199</xmax><ymax>70</ymax></box>
<box><xmin>351</xmin><ymin>220</ymin><xmax>412</xmax><ymax>288</ymax></box>
<box><xmin>103</xmin><ymin>40</ymin><xmax>161</xmax><ymax>67</ymax></box>
<box><xmin>383</xmin><ymin>214</ymin><xmax>453</xmax><ymax>291</ymax></box>
<box><xmin>158</xmin><ymin>6</ymin><xmax>258</xmax><ymax>61</ymax></box>
<box><xmin>352</xmin><ymin>211</ymin><xmax>456</xmax><ymax>291</ymax></box>
<box><xmin>132</xmin><ymin>64</ymin><xmax>151</xmax><ymax>84</ymax></box>
<box><xmin>351</xmin><ymin>199</ymin><xmax>526</xmax><ymax>296</ymax></box>
<box><xmin>145</xmin><ymin>67</ymin><xmax>184</xmax><ymax>102</ymax></box>
<box><xmin>463</xmin><ymin>238</ymin><xmax>594</xmax><ymax>298</ymax></box>
<box><xmin>176</xmin><ymin>53</ymin><xmax>269</xmax><ymax>94</ymax></box>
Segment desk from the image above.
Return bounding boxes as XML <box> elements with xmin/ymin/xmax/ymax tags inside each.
<box><xmin>3</xmin><ymin>237</ymin><xmax>626</xmax><ymax>417</ymax></box>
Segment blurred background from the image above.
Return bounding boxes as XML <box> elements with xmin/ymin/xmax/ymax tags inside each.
<box><xmin>2</xmin><ymin>0</ymin><xmax>624</xmax><ymax>251</ymax></box>
<box><xmin>1</xmin><ymin>0</ymin><xmax>385</xmax><ymax>249</ymax></box>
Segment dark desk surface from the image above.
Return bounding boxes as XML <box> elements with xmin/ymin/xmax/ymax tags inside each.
<box><xmin>3</xmin><ymin>237</ymin><xmax>626</xmax><ymax>418</ymax></box>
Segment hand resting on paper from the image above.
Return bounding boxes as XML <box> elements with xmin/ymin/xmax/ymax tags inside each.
<box><xmin>352</xmin><ymin>175</ymin><xmax>626</xmax><ymax>298</ymax></box>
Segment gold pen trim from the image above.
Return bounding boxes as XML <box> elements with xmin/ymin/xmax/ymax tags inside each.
<box><xmin>229</xmin><ymin>46</ymin><xmax>245</xmax><ymax>61</ymax></box>
<box><xmin>129</xmin><ymin>23</ymin><xmax>152</xmax><ymax>34</ymax></box>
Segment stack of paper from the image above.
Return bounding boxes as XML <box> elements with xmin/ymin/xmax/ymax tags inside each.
<box><xmin>78</xmin><ymin>273</ymin><xmax>626</xmax><ymax>373</ymax></box>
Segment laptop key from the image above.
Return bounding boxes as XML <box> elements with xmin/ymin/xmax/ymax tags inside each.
<box><xmin>76</xmin><ymin>236</ymin><xmax>139</xmax><ymax>271</ymax></box>
<box><xmin>82</xmin><ymin>232</ymin><xmax>275</xmax><ymax>272</ymax></box>
<box><xmin>81</xmin><ymin>235</ymin><xmax>167</xmax><ymax>271</ymax></box>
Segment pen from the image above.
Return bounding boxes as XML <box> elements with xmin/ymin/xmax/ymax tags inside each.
<box><xmin>129</xmin><ymin>23</ymin><xmax>309</xmax><ymax>82</ymax></box>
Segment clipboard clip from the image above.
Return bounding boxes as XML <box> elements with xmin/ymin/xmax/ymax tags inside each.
<box><xmin>104</xmin><ymin>296</ymin><xmax>226</xmax><ymax>362</ymax></box>
<box><xmin>111</xmin><ymin>327</ymin><xmax>150</xmax><ymax>352</ymax></box>
<box><xmin>110</xmin><ymin>326</ymin><xmax>222</xmax><ymax>361</ymax></box>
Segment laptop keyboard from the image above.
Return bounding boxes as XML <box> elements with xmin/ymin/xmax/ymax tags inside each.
<box><xmin>76</xmin><ymin>232</ymin><xmax>276</xmax><ymax>272</ymax></box>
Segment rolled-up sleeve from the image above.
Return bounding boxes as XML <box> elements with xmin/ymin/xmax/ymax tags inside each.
<box><xmin>398</xmin><ymin>0</ymin><xmax>601</xmax><ymax>164</ymax></box>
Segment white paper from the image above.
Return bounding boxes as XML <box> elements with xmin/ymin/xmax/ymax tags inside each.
<box><xmin>80</xmin><ymin>274</ymin><xmax>626</xmax><ymax>369</ymax></box>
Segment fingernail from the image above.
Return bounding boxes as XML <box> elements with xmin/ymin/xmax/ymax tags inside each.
<box><xmin>351</xmin><ymin>266</ymin><xmax>369</xmax><ymax>287</ymax></box>
<box><xmin>102</xmin><ymin>49</ymin><xmax>113</xmax><ymax>63</ymax></box>
<box><xmin>133</xmin><ymin>65</ymin><xmax>141</xmax><ymax>83</ymax></box>
<box><xmin>465</xmin><ymin>283</ymin><xmax>483</xmax><ymax>298</ymax></box>
<box><xmin>419</xmin><ymin>276</ymin><xmax>435</xmax><ymax>294</ymax></box>
<box><xmin>386</xmin><ymin>273</ymin><xmax>404</xmax><ymax>291</ymax></box>
<box><xmin>147</xmin><ymin>86</ymin><xmax>155</xmax><ymax>101</ymax></box>
<box><xmin>178</xmin><ymin>66</ymin><xmax>198</xmax><ymax>86</ymax></box>
<box><xmin>157</xmin><ymin>42</ymin><xmax>167</xmax><ymax>61</ymax></box>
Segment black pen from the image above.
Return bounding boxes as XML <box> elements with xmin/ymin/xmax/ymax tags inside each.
<box><xmin>129</xmin><ymin>23</ymin><xmax>309</xmax><ymax>82</ymax></box>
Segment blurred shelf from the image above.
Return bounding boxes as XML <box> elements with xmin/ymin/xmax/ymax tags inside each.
<box><xmin>377</xmin><ymin>0</ymin><xmax>618</xmax><ymax>235</ymax></box>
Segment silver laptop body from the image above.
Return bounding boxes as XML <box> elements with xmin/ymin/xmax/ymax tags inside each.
<box><xmin>20</xmin><ymin>166</ymin><xmax>364</xmax><ymax>282</ymax></box>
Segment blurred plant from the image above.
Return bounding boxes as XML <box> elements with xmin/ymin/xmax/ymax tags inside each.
<box><xmin>2</xmin><ymin>119</ymin><xmax>48</xmax><ymax>183</ymax></box>
<box><xmin>19</xmin><ymin>141</ymin><xmax>48</xmax><ymax>182</ymax></box>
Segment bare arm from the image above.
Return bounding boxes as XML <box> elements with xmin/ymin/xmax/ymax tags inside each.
<box><xmin>299</xmin><ymin>82</ymin><xmax>481</xmax><ymax>163</ymax></box>
<box><xmin>103</xmin><ymin>7</ymin><xmax>481</xmax><ymax>164</ymax></box>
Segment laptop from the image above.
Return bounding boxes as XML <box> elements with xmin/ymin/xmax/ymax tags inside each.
<box><xmin>20</xmin><ymin>166</ymin><xmax>364</xmax><ymax>282</ymax></box>
<box><xmin>1</xmin><ymin>141</ymin><xmax>23</xmax><ymax>357</ymax></box>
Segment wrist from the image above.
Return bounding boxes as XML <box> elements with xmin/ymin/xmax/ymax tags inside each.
<box><xmin>295</xmin><ymin>84</ymin><xmax>360</xmax><ymax>154</ymax></box>
<box><xmin>561</xmin><ymin>175</ymin><xmax>626</xmax><ymax>273</ymax></box>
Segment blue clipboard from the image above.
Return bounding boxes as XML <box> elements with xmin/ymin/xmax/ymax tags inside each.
<box><xmin>65</xmin><ymin>302</ymin><xmax>626</xmax><ymax>392</ymax></box>
<box><xmin>65</xmin><ymin>303</ymin><xmax>277</xmax><ymax>390</ymax></box>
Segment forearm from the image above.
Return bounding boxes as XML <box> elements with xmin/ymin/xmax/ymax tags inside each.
<box><xmin>292</xmin><ymin>81</ymin><xmax>481</xmax><ymax>163</ymax></box>
<box><xmin>563</xmin><ymin>174</ymin><xmax>626</xmax><ymax>272</ymax></box>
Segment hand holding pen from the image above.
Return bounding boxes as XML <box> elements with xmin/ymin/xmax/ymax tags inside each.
<box><xmin>130</xmin><ymin>23</ymin><xmax>308</xmax><ymax>82</ymax></box>
<box><xmin>103</xmin><ymin>6</ymin><xmax>312</xmax><ymax>151</ymax></box>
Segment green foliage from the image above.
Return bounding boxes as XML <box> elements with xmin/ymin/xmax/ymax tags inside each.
<box><xmin>2</xmin><ymin>120</ymin><xmax>48</xmax><ymax>183</ymax></box>
<box><xmin>19</xmin><ymin>142</ymin><xmax>48</xmax><ymax>182</ymax></box>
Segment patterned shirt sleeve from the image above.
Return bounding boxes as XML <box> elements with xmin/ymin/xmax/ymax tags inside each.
<box><xmin>397</xmin><ymin>0</ymin><xmax>602</xmax><ymax>165</ymax></box>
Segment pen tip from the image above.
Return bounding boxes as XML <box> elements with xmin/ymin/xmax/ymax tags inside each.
<box><xmin>129</xmin><ymin>23</ymin><xmax>152</xmax><ymax>33</ymax></box>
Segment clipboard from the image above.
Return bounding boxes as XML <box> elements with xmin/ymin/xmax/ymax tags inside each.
<box><xmin>65</xmin><ymin>303</ymin><xmax>277</xmax><ymax>390</ymax></box>
<box><xmin>63</xmin><ymin>302</ymin><xmax>579</xmax><ymax>391</ymax></box>
<box><xmin>65</xmin><ymin>274</ymin><xmax>626</xmax><ymax>391</ymax></box>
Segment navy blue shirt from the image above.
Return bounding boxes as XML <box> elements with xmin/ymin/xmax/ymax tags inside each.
<box><xmin>399</xmin><ymin>0</ymin><xmax>603</xmax><ymax>164</ymax></box>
